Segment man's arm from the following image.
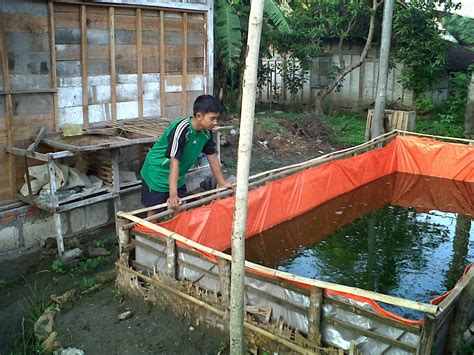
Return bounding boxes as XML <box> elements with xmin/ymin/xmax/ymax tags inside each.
<box><xmin>168</xmin><ymin>157</ymin><xmax>182</xmax><ymax>209</ymax></box>
<box><xmin>207</xmin><ymin>154</ymin><xmax>233</xmax><ymax>189</ymax></box>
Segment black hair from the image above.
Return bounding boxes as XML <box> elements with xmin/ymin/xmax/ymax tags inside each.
<box><xmin>193</xmin><ymin>95</ymin><xmax>221</xmax><ymax>116</ymax></box>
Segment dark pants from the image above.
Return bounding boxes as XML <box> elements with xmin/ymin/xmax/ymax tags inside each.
<box><xmin>141</xmin><ymin>180</ymin><xmax>187</xmax><ymax>209</ymax></box>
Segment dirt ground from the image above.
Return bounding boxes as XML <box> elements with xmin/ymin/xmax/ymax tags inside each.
<box><xmin>0</xmin><ymin>113</ymin><xmax>338</xmax><ymax>354</ymax></box>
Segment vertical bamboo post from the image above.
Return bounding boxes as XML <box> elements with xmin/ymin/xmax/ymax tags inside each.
<box><xmin>0</xmin><ymin>13</ymin><xmax>16</xmax><ymax>199</ymax></box>
<box><xmin>136</xmin><ymin>8</ymin><xmax>143</xmax><ymax>120</ymax></box>
<box><xmin>117</xmin><ymin>217</ymin><xmax>131</xmax><ymax>262</ymax></box>
<box><xmin>166</xmin><ymin>237</ymin><xmax>177</xmax><ymax>278</ymax></box>
<box><xmin>47</xmin><ymin>157</ymin><xmax>64</xmax><ymax>254</ymax></box>
<box><xmin>48</xmin><ymin>1</ymin><xmax>59</xmax><ymax>131</ymax></box>
<box><xmin>109</xmin><ymin>7</ymin><xmax>117</xmax><ymax>123</ymax></box>
<box><xmin>417</xmin><ymin>314</ymin><xmax>437</xmax><ymax>355</ymax></box>
<box><xmin>308</xmin><ymin>286</ymin><xmax>323</xmax><ymax>344</ymax></box>
<box><xmin>159</xmin><ymin>11</ymin><xmax>166</xmax><ymax>118</ymax></box>
<box><xmin>229</xmin><ymin>0</ymin><xmax>265</xmax><ymax>352</ymax></box>
<box><xmin>80</xmin><ymin>5</ymin><xmax>89</xmax><ymax>128</ymax></box>
<box><xmin>371</xmin><ymin>0</ymin><xmax>394</xmax><ymax>140</ymax></box>
<box><xmin>111</xmin><ymin>149</ymin><xmax>121</xmax><ymax>236</ymax></box>
<box><xmin>181</xmin><ymin>12</ymin><xmax>188</xmax><ymax>116</ymax></box>
<box><xmin>217</xmin><ymin>257</ymin><xmax>231</xmax><ymax>309</ymax></box>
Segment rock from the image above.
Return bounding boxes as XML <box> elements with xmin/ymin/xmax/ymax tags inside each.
<box><xmin>34</xmin><ymin>307</ymin><xmax>57</xmax><ymax>342</ymax></box>
<box><xmin>59</xmin><ymin>248</ymin><xmax>82</xmax><ymax>265</ymax></box>
<box><xmin>54</xmin><ymin>347</ymin><xmax>85</xmax><ymax>355</ymax></box>
<box><xmin>470</xmin><ymin>321</ymin><xmax>474</xmax><ymax>333</ymax></box>
<box><xmin>118</xmin><ymin>310</ymin><xmax>133</xmax><ymax>321</ymax></box>
<box><xmin>94</xmin><ymin>269</ymin><xmax>116</xmax><ymax>284</ymax></box>
<box><xmin>189</xmin><ymin>326</ymin><xmax>195</xmax><ymax>332</ymax></box>
<box><xmin>42</xmin><ymin>331</ymin><xmax>61</xmax><ymax>352</ymax></box>
<box><xmin>87</xmin><ymin>246</ymin><xmax>110</xmax><ymax>257</ymax></box>
<box><xmin>51</xmin><ymin>289</ymin><xmax>76</xmax><ymax>308</ymax></box>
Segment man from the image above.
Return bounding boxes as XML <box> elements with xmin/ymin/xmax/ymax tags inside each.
<box><xmin>141</xmin><ymin>95</ymin><xmax>233</xmax><ymax>216</ymax></box>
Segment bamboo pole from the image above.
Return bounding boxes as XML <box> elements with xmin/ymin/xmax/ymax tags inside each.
<box><xmin>109</xmin><ymin>7</ymin><xmax>117</xmax><ymax>123</ymax></box>
<box><xmin>136</xmin><ymin>8</ymin><xmax>143</xmax><ymax>120</ymax></box>
<box><xmin>80</xmin><ymin>5</ymin><xmax>89</xmax><ymax>128</ymax></box>
<box><xmin>230</xmin><ymin>0</ymin><xmax>265</xmax><ymax>352</ymax></box>
<box><xmin>159</xmin><ymin>11</ymin><xmax>165</xmax><ymax>118</ymax></box>
<box><xmin>181</xmin><ymin>12</ymin><xmax>188</xmax><ymax>115</ymax></box>
<box><xmin>48</xmin><ymin>1</ymin><xmax>59</xmax><ymax>131</ymax></box>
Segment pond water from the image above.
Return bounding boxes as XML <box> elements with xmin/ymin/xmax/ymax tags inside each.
<box><xmin>245</xmin><ymin>173</ymin><xmax>474</xmax><ymax>319</ymax></box>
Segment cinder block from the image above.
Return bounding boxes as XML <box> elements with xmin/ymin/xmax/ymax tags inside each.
<box><xmin>23</xmin><ymin>214</ymin><xmax>68</xmax><ymax>249</ymax></box>
<box><xmin>69</xmin><ymin>207</ymin><xmax>86</xmax><ymax>234</ymax></box>
<box><xmin>85</xmin><ymin>201</ymin><xmax>111</xmax><ymax>230</ymax></box>
<box><xmin>0</xmin><ymin>226</ymin><xmax>20</xmax><ymax>252</ymax></box>
<box><xmin>121</xmin><ymin>192</ymin><xmax>142</xmax><ymax>212</ymax></box>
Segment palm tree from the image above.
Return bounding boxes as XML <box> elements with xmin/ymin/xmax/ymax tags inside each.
<box><xmin>214</xmin><ymin>0</ymin><xmax>290</xmax><ymax>110</ymax></box>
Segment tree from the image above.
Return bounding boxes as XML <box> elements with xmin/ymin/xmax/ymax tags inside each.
<box><xmin>214</xmin><ymin>0</ymin><xmax>290</xmax><ymax>111</ymax></box>
<box><xmin>270</xmin><ymin>0</ymin><xmax>457</xmax><ymax>116</ymax></box>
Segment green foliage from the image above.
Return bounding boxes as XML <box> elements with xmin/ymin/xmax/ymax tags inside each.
<box><xmin>94</xmin><ymin>235</ymin><xmax>115</xmax><ymax>248</ymax></box>
<box><xmin>322</xmin><ymin>113</ymin><xmax>366</xmax><ymax>146</ymax></box>
<box><xmin>415</xmin><ymin>70</ymin><xmax>470</xmax><ymax>137</ymax></box>
<box><xmin>10</xmin><ymin>282</ymin><xmax>52</xmax><ymax>354</ymax></box>
<box><xmin>72</xmin><ymin>257</ymin><xmax>104</xmax><ymax>275</ymax></box>
<box><xmin>443</xmin><ymin>14</ymin><xmax>474</xmax><ymax>50</ymax></box>
<box><xmin>51</xmin><ymin>259</ymin><xmax>65</xmax><ymax>274</ymax></box>
<box><xmin>256</xmin><ymin>115</ymin><xmax>282</xmax><ymax>135</ymax></box>
<box><xmin>78</xmin><ymin>277</ymin><xmax>96</xmax><ymax>290</ymax></box>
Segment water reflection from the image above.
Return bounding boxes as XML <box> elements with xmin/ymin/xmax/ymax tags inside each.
<box><xmin>245</xmin><ymin>173</ymin><xmax>474</xmax><ymax>318</ymax></box>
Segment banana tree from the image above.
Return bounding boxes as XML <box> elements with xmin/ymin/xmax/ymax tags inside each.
<box><xmin>214</xmin><ymin>0</ymin><xmax>291</xmax><ymax>111</ymax></box>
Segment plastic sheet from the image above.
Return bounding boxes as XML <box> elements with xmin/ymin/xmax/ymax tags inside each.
<box><xmin>135</xmin><ymin>135</ymin><xmax>474</xmax><ymax>325</ymax></box>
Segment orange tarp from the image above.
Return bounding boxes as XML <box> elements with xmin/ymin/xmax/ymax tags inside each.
<box><xmin>135</xmin><ymin>135</ymin><xmax>474</xmax><ymax>324</ymax></box>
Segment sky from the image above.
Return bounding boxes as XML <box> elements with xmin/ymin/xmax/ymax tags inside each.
<box><xmin>456</xmin><ymin>1</ymin><xmax>474</xmax><ymax>18</ymax></box>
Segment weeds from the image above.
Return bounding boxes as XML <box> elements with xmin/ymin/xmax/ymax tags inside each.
<box><xmin>78</xmin><ymin>277</ymin><xmax>96</xmax><ymax>290</ymax></box>
<box><xmin>94</xmin><ymin>235</ymin><xmax>115</xmax><ymax>248</ymax></box>
<box><xmin>322</xmin><ymin>113</ymin><xmax>366</xmax><ymax>146</ymax></box>
<box><xmin>51</xmin><ymin>256</ymin><xmax>104</xmax><ymax>278</ymax></box>
<box><xmin>10</xmin><ymin>281</ymin><xmax>52</xmax><ymax>354</ymax></box>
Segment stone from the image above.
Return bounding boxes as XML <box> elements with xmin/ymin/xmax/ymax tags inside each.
<box><xmin>51</xmin><ymin>289</ymin><xmax>77</xmax><ymax>308</ymax></box>
<box><xmin>87</xmin><ymin>246</ymin><xmax>110</xmax><ymax>257</ymax></box>
<box><xmin>117</xmin><ymin>310</ymin><xmax>133</xmax><ymax>321</ymax></box>
<box><xmin>470</xmin><ymin>321</ymin><xmax>474</xmax><ymax>333</ymax></box>
<box><xmin>189</xmin><ymin>326</ymin><xmax>195</xmax><ymax>332</ymax></box>
<box><xmin>42</xmin><ymin>331</ymin><xmax>61</xmax><ymax>352</ymax></box>
<box><xmin>59</xmin><ymin>248</ymin><xmax>82</xmax><ymax>265</ymax></box>
<box><xmin>54</xmin><ymin>347</ymin><xmax>85</xmax><ymax>355</ymax></box>
<box><xmin>34</xmin><ymin>307</ymin><xmax>56</xmax><ymax>342</ymax></box>
<box><xmin>463</xmin><ymin>329</ymin><xmax>472</xmax><ymax>343</ymax></box>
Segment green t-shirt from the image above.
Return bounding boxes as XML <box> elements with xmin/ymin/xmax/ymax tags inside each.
<box><xmin>141</xmin><ymin>117</ymin><xmax>216</xmax><ymax>192</ymax></box>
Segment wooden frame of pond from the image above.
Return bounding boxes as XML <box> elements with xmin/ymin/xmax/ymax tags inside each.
<box><xmin>115</xmin><ymin>130</ymin><xmax>474</xmax><ymax>354</ymax></box>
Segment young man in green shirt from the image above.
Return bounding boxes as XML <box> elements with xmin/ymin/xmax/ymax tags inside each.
<box><xmin>141</xmin><ymin>95</ymin><xmax>233</xmax><ymax>216</ymax></box>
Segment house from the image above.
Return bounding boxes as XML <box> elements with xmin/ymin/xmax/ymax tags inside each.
<box><xmin>258</xmin><ymin>41</ymin><xmax>474</xmax><ymax>111</ymax></box>
<box><xmin>0</xmin><ymin>0</ymin><xmax>214</xmax><ymax>255</ymax></box>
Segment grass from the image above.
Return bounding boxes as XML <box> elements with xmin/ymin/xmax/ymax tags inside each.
<box><xmin>415</xmin><ymin>113</ymin><xmax>465</xmax><ymax>138</ymax></box>
<box><xmin>321</xmin><ymin>113</ymin><xmax>366</xmax><ymax>146</ymax></box>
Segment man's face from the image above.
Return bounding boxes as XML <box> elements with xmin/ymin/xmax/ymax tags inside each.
<box><xmin>198</xmin><ymin>112</ymin><xmax>219</xmax><ymax>130</ymax></box>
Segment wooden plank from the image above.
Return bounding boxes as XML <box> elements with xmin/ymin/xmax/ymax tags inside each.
<box><xmin>217</xmin><ymin>257</ymin><xmax>231</xmax><ymax>308</ymax></box>
<box><xmin>159</xmin><ymin>11</ymin><xmax>165</xmax><ymax>118</ymax></box>
<box><xmin>0</xmin><ymin>13</ymin><xmax>16</xmax><ymax>199</ymax></box>
<box><xmin>80</xmin><ymin>5</ymin><xmax>89</xmax><ymax>128</ymax></box>
<box><xmin>48</xmin><ymin>1</ymin><xmax>59</xmax><ymax>131</ymax></box>
<box><xmin>3</xmin><ymin>14</ymin><xmax>49</xmax><ymax>33</ymax></box>
<box><xmin>181</xmin><ymin>12</ymin><xmax>187</xmax><ymax>116</ymax></box>
<box><xmin>109</xmin><ymin>7</ymin><xmax>117</xmax><ymax>123</ymax></box>
<box><xmin>136</xmin><ymin>8</ymin><xmax>143</xmax><ymax>120</ymax></box>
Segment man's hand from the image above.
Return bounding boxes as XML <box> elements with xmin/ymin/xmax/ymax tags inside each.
<box><xmin>219</xmin><ymin>180</ymin><xmax>234</xmax><ymax>189</ymax></box>
<box><xmin>167</xmin><ymin>194</ymin><xmax>182</xmax><ymax>210</ymax></box>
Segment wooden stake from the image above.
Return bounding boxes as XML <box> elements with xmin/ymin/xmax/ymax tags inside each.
<box><xmin>308</xmin><ymin>286</ymin><xmax>322</xmax><ymax>344</ymax></box>
<box><xmin>217</xmin><ymin>257</ymin><xmax>231</xmax><ymax>308</ymax></box>
<box><xmin>48</xmin><ymin>1</ymin><xmax>59</xmax><ymax>131</ymax></box>
<box><xmin>181</xmin><ymin>12</ymin><xmax>188</xmax><ymax>116</ymax></box>
<box><xmin>159</xmin><ymin>11</ymin><xmax>165</xmax><ymax>118</ymax></box>
<box><xmin>136</xmin><ymin>8</ymin><xmax>143</xmax><ymax>120</ymax></box>
<box><xmin>0</xmin><ymin>12</ymin><xmax>16</xmax><ymax>199</ymax></box>
<box><xmin>230</xmin><ymin>0</ymin><xmax>265</xmax><ymax>352</ymax></box>
<box><xmin>417</xmin><ymin>315</ymin><xmax>436</xmax><ymax>355</ymax></box>
<box><xmin>166</xmin><ymin>237</ymin><xmax>177</xmax><ymax>279</ymax></box>
<box><xmin>109</xmin><ymin>7</ymin><xmax>117</xmax><ymax>123</ymax></box>
<box><xmin>80</xmin><ymin>5</ymin><xmax>89</xmax><ymax>128</ymax></box>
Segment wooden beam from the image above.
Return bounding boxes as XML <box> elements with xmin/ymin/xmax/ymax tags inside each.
<box><xmin>159</xmin><ymin>10</ymin><xmax>165</xmax><ymax>118</ymax></box>
<box><xmin>417</xmin><ymin>315</ymin><xmax>437</xmax><ymax>355</ymax></box>
<box><xmin>181</xmin><ymin>12</ymin><xmax>188</xmax><ymax>115</ymax></box>
<box><xmin>308</xmin><ymin>286</ymin><xmax>322</xmax><ymax>344</ymax></box>
<box><xmin>109</xmin><ymin>7</ymin><xmax>117</xmax><ymax>123</ymax></box>
<box><xmin>80</xmin><ymin>5</ymin><xmax>89</xmax><ymax>128</ymax></box>
<box><xmin>166</xmin><ymin>237</ymin><xmax>177</xmax><ymax>279</ymax></box>
<box><xmin>0</xmin><ymin>12</ymin><xmax>16</xmax><ymax>199</ymax></box>
<box><xmin>136</xmin><ymin>8</ymin><xmax>143</xmax><ymax>120</ymax></box>
<box><xmin>48</xmin><ymin>1</ymin><xmax>59</xmax><ymax>131</ymax></box>
<box><xmin>205</xmin><ymin>2</ymin><xmax>214</xmax><ymax>95</ymax></box>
